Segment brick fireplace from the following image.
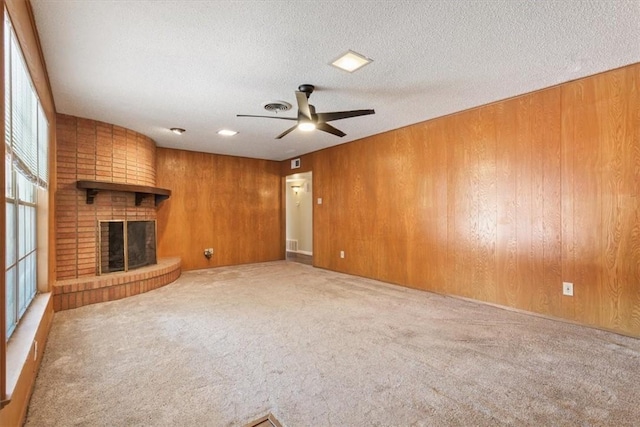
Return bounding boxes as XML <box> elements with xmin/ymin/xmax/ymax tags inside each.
<box><xmin>54</xmin><ymin>114</ymin><xmax>180</xmax><ymax>310</ymax></box>
<box><xmin>56</xmin><ymin>114</ymin><xmax>157</xmax><ymax>279</ymax></box>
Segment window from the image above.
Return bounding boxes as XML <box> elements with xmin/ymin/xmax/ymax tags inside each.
<box><xmin>4</xmin><ymin>14</ymin><xmax>48</xmax><ymax>339</ymax></box>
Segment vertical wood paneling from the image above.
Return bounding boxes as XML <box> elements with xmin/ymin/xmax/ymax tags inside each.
<box><xmin>446</xmin><ymin>115</ymin><xmax>463</xmax><ymax>296</ymax></box>
<box><xmin>591</xmin><ymin>66</ymin><xmax>640</xmax><ymax>332</ymax></box>
<box><xmin>463</xmin><ymin>111</ymin><xmax>480</xmax><ymax>300</ymax></box>
<box><xmin>495</xmin><ymin>101</ymin><xmax>518</xmax><ymax>307</ymax></box>
<box><xmin>561</xmin><ymin>66</ymin><xmax>640</xmax><ymax>333</ymax></box>
<box><xmin>530</xmin><ymin>94</ymin><xmax>546</xmax><ymax>313</ymax></box>
<box><xmin>621</xmin><ymin>68</ymin><xmax>640</xmax><ymax>333</ymax></box>
<box><xmin>514</xmin><ymin>97</ymin><xmax>533</xmax><ymax>312</ymax></box>
<box><xmin>599</xmin><ymin>71</ymin><xmax>625</xmax><ymax>330</ymax></box>
<box><xmin>541</xmin><ymin>89</ymin><xmax>563</xmax><ymax>318</ymax></box>
<box><xmin>448</xmin><ymin>111</ymin><xmax>478</xmax><ymax>298</ymax></box>
<box><xmin>561</xmin><ymin>81</ymin><xmax>577</xmax><ymax>321</ymax></box>
<box><xmin>406</xmin><ymin>120</ymin><xmax>447</xmax><ymax>292</ymax></box>
<box><xmin>156</xmin><ymin>148</ymin><xmax>282</xmax><ymax>271</ymax></box>
<box><xmin>476</xmin><ymin>104</ymin><xmax>497</xmax><ymax>303</ymax></box>
<box><xmin>565</xmin><ymin>76</ymin><xmax>603</xmax><ymax>327</ymax></box>
<box><xmin>297</xmin><ymin>62</ymin><xmax>640</xmax><ymax>337</ymax></box>
<box><xmin>377</xmin><ymin>130</ymin><xmax>412</xmax><ymax>285</ymax></box>
<box><xmin>432</xmin><ymin>120</ymin><xmax>449</xmax><ymax>292</ymax></box>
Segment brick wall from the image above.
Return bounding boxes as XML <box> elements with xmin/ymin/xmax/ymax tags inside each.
<box><xmin>55</xmin><ymin>114</ymin><xmax>158</xmax><ymax>280</ymax></box>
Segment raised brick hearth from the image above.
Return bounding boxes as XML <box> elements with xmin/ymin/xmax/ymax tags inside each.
<box><xmin>53</xmin><ymin>257</ymin><xmax>181</xmax><ymax>311</ymax></box>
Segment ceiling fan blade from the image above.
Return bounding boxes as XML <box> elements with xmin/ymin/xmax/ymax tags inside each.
<box><xmin>316</xmin><ymin>123</ymin><xmax>346</xmax><ymax>137</ymax></box>
<box><xmin>275</xmin><ymin>125</ymin><xmax>298</xmax><ymax>139</ymax></box>
<box><xmin>316</xmin><ymin>109</ymin><xmax>375</xmax><ymax>123</ymax></box>
<box><xmin>295</xmin><ymin>91</ymin><xmax>312</xmax><ymax>120</ymax></box>
<box><xmin>237</xmin><ymin>114</ymin><xmax>297</xmax><ymax>120</ymax></box>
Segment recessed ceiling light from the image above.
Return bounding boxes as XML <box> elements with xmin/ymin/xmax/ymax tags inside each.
<box><xmin>331</xmin><ymin>50</ymin><xmax>372</xmax><ymax>73</ymax></box>
<box><xmin>170</xmin><ymin>127</ymin><xmax>186</xmax><ymax>135</ymax></box>
<box><xmin>298</xmin><ymin>122</ymin><xmax>316</xmax><ymax>132</ymax></box>
<box><xmin>217</xmin><ymin>129</ymin><xmax>238</xmax><ymax>136</ymax></box>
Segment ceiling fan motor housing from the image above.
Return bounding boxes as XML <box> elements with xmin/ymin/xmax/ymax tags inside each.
<box><xmin>298</xmin><ymin>84</ymin><xmax>314</xmax><ymax>98</ymax></box>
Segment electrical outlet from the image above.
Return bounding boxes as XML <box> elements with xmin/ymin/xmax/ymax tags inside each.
<box><xmin>317</xmin><ymin>198</ymin><xmax>323</xmax><ymax>205</ymax></box>
<box><xmin>563</xmin><ymin>282</ymin><xmax>574</xmax><ymax>296</ymax></box>
<box><xmin>340</xmin><ymin>250</ymin><xmax>345</xmax><ymax>259</ymax></box>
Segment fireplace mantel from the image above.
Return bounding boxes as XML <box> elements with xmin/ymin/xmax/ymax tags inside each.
<box><xmin>77</xmin><ymin>180</ymin><xmax>171</xmax><ymax>206</ymax></box>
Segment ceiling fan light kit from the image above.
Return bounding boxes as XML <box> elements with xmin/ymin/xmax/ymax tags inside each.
<box><xmin>237</xmin><ymin>84</ymin><xmax>375</xmax><ymax>139</ymax></box>
<box><xmin>297</xmin><ymin>122</ymin><xmax>316</xmax><ymax>132</ymax></box>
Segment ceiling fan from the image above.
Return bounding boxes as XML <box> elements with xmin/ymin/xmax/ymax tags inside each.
<box><xmin>237</xmin><ymin>84</ymin><xmax>375</xmax><ymax>139</ymax></box>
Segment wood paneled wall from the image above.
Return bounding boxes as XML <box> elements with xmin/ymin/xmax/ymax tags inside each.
<box><xmin>156</xmin><ymin>148</ymin><xmax>282</xmax><ymax>271</ymax></box>
<box><xmin>285</xmin><ymin>63</ymin><xmax>640</xmax><ymax>337</ymax></box>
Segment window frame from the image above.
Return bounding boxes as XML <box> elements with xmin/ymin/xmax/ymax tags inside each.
<box><xmin>3</xmin><ymin>12</ymin><xmax>48</xmax><ymax>340</ymax></box>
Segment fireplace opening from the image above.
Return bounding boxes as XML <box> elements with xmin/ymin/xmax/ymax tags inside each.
<box><xmin>99</xmin><ymin>220</ymin><xmax>157</xmax><ymax>274</ymax></box>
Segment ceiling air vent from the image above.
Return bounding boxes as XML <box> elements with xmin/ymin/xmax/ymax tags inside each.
<box><xmin>263</xmin><ymin>101</ymin><xmax>292</xmax><ymax>113</ymax></box>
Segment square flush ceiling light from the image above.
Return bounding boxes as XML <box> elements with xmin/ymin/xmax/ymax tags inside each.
<box><xmin>331</xmin><ymin>50</ymin><xmax>372</xmax><ymax>73</ymax></box>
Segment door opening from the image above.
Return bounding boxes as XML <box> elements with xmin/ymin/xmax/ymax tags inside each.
<box><xmin>285</xmin><ymin>171</ymin><xmax>312</xmax><ymax>265</ymax></box>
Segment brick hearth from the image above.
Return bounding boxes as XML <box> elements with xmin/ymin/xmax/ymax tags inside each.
<box><xmin>53</xmin><ymin>257</ymin><xmax>181</xmax><ymax>311</ymax></box>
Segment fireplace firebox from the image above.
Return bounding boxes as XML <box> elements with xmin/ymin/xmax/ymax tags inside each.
<box><xmin>99</xmin><ymin>220</ymin><xmax>157</xmax><ymax>275</ymax></box>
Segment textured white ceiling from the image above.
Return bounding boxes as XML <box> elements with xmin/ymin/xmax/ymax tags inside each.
<box><xmin>31</xmin><ymin>0</ymin><xmax>640</xmax><ymax>161</ymax></box>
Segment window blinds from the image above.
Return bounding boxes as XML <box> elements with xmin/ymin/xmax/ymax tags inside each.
<box><xmin>6</xmin><ymin>29</ymin><xmax>47</xmax><ymax>186</ymax></box>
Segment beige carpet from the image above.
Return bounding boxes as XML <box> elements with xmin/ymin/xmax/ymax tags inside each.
<box><xmin>27</xmin><ymin>261</ymin><xmax>640</xmax><ymax>426</ymax></box>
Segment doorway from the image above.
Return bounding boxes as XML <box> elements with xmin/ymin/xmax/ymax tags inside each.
<box><xmin>285</xmin><ymin>171</ymin><xmax>313</xmax><ymax>265</ymax></box>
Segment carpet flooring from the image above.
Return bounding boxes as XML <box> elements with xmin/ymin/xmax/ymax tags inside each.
<box><xmin>26</xmin><ymin>261</ymin><xmax>640</xmax><ymax>426</ymax></box>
